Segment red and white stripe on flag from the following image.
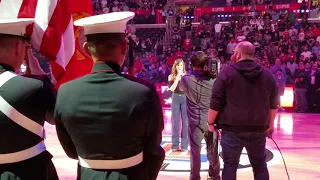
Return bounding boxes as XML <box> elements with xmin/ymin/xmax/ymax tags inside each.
<box><xmin>0</xmin><ymin>0</ymin><xmax>75</xmax><ymax>83</ymax></box>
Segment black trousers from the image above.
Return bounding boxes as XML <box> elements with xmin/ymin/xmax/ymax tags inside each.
<box><xmin>78</xmin><ymin>162</ymin><xmax>154</xmax><ymax>180</ymax></box>
<box><xmin>77</xmin><ymin>150</ymin><xmax>165</xmax><ymax>180</ymax></box>
<box><xmin>0</xmin><ymin>151</ymin><xmax>58</xmax><ymax>180</ymax></box>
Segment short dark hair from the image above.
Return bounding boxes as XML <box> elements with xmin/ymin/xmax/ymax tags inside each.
<box><xmin>191</xmin><ymin>51</ymin><xmax>207</xmax><ymax>68</ymax></box>
<box><xmin>86</xmin><ymin>33</ymin><xmax>126</xmax><ymax>57</ymax></box>
<box><xmin>0</xmin><ymin>34</ymin><xmax>24</xmax><ymax>49</ymax></box>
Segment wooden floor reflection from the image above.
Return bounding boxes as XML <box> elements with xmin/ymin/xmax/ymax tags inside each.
<box><xmin>45</xmin><ymin>112</ymin><xmax>320</xmax><ymax>180</ymax></box>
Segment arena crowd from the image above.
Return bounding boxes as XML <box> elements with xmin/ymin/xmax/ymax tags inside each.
<box><xmin>93</xmin><ymin>0</ymin><xmax>320</xmax><ymax>113</ymax></box>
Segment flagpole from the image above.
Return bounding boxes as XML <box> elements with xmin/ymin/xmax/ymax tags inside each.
<box><xmin>128</xmin><ymin>36</ymin><xmax>135</xmax><ymax>76</ymax></box>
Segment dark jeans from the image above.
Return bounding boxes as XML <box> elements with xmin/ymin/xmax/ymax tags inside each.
<box><xmin>189</xmin><ymin>122</ymin><xmax>220</xmax><ymax>180</ymax></box>
<box><xmin>171</xmin><ymin>93</ymin><xmax>188</xmax><ymax>150</ymax></box>
<box><xmin>221</xmin><ymin>131</ymin><xmax>269</xmax><ymax>180</ymax></box>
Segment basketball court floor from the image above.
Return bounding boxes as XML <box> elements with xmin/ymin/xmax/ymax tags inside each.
<box><xmin>45</xmin><ymin>110</ymin><xmax>320</xmax><ymax>180</ymax></box>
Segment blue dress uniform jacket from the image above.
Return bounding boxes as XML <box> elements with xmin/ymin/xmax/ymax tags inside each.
<box><xmin>54</xmin><ymin>62</ymin><xmax>165</xmax><ymax>180</ymax></box>
<box><xmin>0</xmin><ymin>64</ymin><xmax>58</xmax><ymax>180</ymax></box>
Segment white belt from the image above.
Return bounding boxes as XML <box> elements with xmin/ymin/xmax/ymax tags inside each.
<box><xmin>0</xmin><ymin>72</ymin><xmax>45</xmax><ymax>139</ymax></box>
<box><xmin>0</xmin><ymin>71</ymin><xmax>46</xmax><ymax>163</ymax></box>
<box><xmin>78</xmin><ymin>152</ymin><xmax>143</xmax><ymax>170</ymax></box>
<box><xmin>0</xmin><ymin>142</ymin><xmax>46</xmax><ymax>164</ymax></box>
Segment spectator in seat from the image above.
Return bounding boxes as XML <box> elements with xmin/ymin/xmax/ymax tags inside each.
<box><xmin>214</xmin><ymin>21</ymin><xmax>222</xmax><ymax>37</ymax></box>
<box><xmin>149</xmin><ymin>53</ymin><xmax>158</xmax><ymax>66</ymax></box>
<box><xmin>134</xmin><ymin>68</ymin><xmax>142</xmax><ymax>78</ymax></box>
<box><xmin>312</xmin><ymin>41</ymin><xmax>319</xmax><ymax>56</ymax></box>
<box><xmin>134</xmin><ymin>37</ymin><xmax>142</xmax><ymax>54</ymax></box>
<box><xmin>176</xmin><ymin>47</ymin><xmax>184</xmax><ymax>58</ymax></box>
<box><xmin>147</xmin><ymin>64</ymin><xmax>159</xmax><ymax>81</ymax></box>
<box><xmin>175</xmin><ymin>7</ymin><xmax>183</xmax><ymax>26</ymax></box>
<box><xmin>287</xmin><ymin>49</ymin><xmax>297</xmax><ymax>63</ymax></box>
<box><xmin>123</xmin><ymin>3</ymin><xmax>129</xmax><ymax>11</ymax></box>
<box><xmin>301</xmin><ymin>46</ymin><xmax>312</xmax><ymax>60</ymax></box>
<box><xmin>166</xmin><ymin>53</ymin><xmax>176</xmax><ymax>66</ymax></box>
<box><xmin>294</xmin><ymin>62</ymin><xmax>310</xmax><ymax>113</ymax></box>
<box><xmin>145</xmin><ymin>38</ymin><xmax>152</xmax><ymax>53</ymax></box>
<box><xmin>220</xmin><ymin>56</ymin><xmax>228</xmax><ymax>71</ymax></box>
<box><xmin>307</xmin><ymin>63</ymin><xmax>320</xmax><ymax>112</ymax></box>
<box><xmin>134</xmin><ymin>56</ymin><xmax>144</xmax><ymax>74</ymax></box>
<box><xmin>176</xmin><ymin>35</ymin><xmax>183</xmax><ymax>49</ymax></box>
<box><xmin>289</xmin><ymin>25</ymin><xmax>298</xmax><ymax>37</ymax></box>
<box><xmin>299</xmin><ymin>29</ymin><xmax>306</xmax><ymax>42</ymax></box>
<box><xmin>196</xmin><ymin>21</ymin><xmax>205</xmax><ymax>37</ymax></box>
<box><xmin>155</xmin><ymin>39</ymin><xmax>164</xmax><ymax>56</ymax></box>
<box><xmin>158</xmin><ymin>62</ymin><xmax>171</xmax><ymax>83</ymax></box>
<box><xmin>283</xmin><ymin>63</ymin><xmax>294</xmax><ymax>84</ymax></box>
<box><xmin>122</xmin><ymin>66</ymin><xmax>129</xmax><ymax>74</ymax></box>
<box><xmin>305</xmin><ymin>62</ymin><xmax>311</xmax><ymax>73</ymax></box>
<box><xmin>216</xmin><ymin>40</ymin><xmax>226</xmax><ymax>59</ymax></box>
<box><xmin>112</xmin><ymin>4</ymin><xmax>119</xmax><ymax>12</ymax></box>
<box><xmin>226</xmin><ymin>0</ymin><xmax>233</xmax><ymax>6</ymax></box>
<box><xmin>270</xmin><ymin>59</ymin><xmax>286</xmax><ymax>112</ymax></box>
<box><xmin>161</xmin><ymin>9</ymin><xmax>166</xmax><ymax>23</ymax></box>
<box><xmin>256</xmin><ymin>0</ymin><xmax>263</xmax><ymax>4</ymax></box>
<box><xmin>236</xmin><ymin>31</ymin><xmax>246</xmax><ymax>42</ymax></box>
<box><xmin>184</xmin><ymin>35</ymin><xmax>193</xmax><ymax>52</ymax></box>
<box><xmin>226</xmin><ymin>39</ymin><xmax>238</xmax><ymax>61</ymax></box>
<box><xmin>185</xmin><ymin>19</ymin><xmax>192</xmax><ymax>35</ymax></box>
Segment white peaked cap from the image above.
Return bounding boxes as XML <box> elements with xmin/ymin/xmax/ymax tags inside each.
<box><xmin>0</xmin><ymin>18</ymin><xmax>34</xmax><ymax>36</ymax></box>
<box><xmin>74</xmin><ymin>11</ymin><xmax>135</xmax><ymax>35</ymax></box>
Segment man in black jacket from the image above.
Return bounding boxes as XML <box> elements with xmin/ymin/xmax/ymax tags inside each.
<box><xmin>208</xmin><ymin>41</ymin><xmax>278</xmax><ymax>180</ymax></box>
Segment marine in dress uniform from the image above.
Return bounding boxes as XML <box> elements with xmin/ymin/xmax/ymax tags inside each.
<box><xmin>54</xmin><ymin>12</ymin><xmax>165</xmax><ymax>180</ymax></box>
<box><xmin>0</xmin><ymin>19</ymin><xmax>58</xmax><ymax>180</ymax></box>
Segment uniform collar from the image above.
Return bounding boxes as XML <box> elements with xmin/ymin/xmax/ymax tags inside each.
<box><xmin>91</xmin><ymin>61</ymin><xmax>121</xmax><ymax>73</ymax></box>
<box><xmin>0</xmin><ymin>63</ymin><xmax>15</xmax><ymax>73</ymax></box>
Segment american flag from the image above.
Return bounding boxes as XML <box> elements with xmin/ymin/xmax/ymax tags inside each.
<box><xmin>0</xmin><ymin>0</ymin><xmax>75</xmax><ymax>83</ymax></box>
